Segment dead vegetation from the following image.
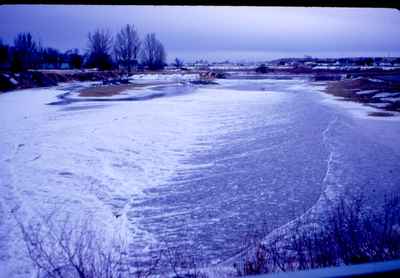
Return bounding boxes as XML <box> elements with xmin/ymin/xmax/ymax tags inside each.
<box><xmin>11</xmin><ymin>192</ymin><xmax>400</xmax><ymax>277</ymax></box>
<box><xmin>325</xmin><ymin>77</ymin><xmax>400</xmax><ymax>114</ymax></box>
<box><xmin>12</xmin><ymin>211</ymin><xmax>210</xmax><ymax>278</ymax></box>
<box><xmin>0</xmin><ymin>70</ymin><xmax>121</xmax><ymax>92</ymax></box>
<box><xmin>13</xmin><ymin>212</ymin><xmax>131</xmax><ymax>278</ymax></box>
<box><xmin>367</xmin><ymin>112</ymin><xmax>395</xmax><ymax>117</ymax></box>
<box><xmin>78</xmin><ymin>83</ymin><xmax>145</xmax><ymax>97</ymax></box>
<box><xmin>234</xmin><ymin>193</ymin><xmax>400</xmax><ymax>276</ymax></box>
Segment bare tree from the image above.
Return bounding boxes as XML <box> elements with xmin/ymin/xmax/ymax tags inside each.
<box><xmin>173</xmin><ymin>58</ymin><xmax>184</xmax><ymax>69</ymax></box>
<box><xmin>86</xmin><ymin>29</ymin><xmax>113</xmax><ymax>70</ymax></box>
<box><xmin>39</xmin><ymin>47</ymin><xmax>62</xmax><ymax>69</ymax></box>
<box><xmin>162</xmin><ymin>243</ymin><xmax>208</xmax><ymax>278</ymax></box>
<box><xmin>12</xmin><ymin>32</ymin><xmax>38</xmax><ymax>71</ymax></box>
<box><xmin>114</xmin><ymin>24</ymin><xmax>141</xmax><ymax>73</ymax></box>
<box><xmin>141</xmin><ymin>33</ymin><xmax>166</xmax><ymax>70</ymax></box>
<box><xmin>0</xmin><ymin>38</ymin><xmax>10</xmax><ymax>68</ymax></box>
<box><xmin>65</xmin><ymin>49</ymin><xmax>83</xmax><ymax>69</ymax></box>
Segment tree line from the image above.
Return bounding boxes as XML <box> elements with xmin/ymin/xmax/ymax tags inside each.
<box><xmin>0</xmin><ymin>24</ymin><xmax>167</xmax><ymax>73</ymax></box>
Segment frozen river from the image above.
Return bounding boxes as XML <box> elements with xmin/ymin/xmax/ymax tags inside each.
<box><xmin>1</xmin><ymin>76</ymin><xmax>400</xmax><ymax>276</ymax></box>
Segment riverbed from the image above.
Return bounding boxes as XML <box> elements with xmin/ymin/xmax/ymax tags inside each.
<box><xmin>1</xmin><ymin>76</ymin><xmax>400</xmax><ymax>276</ymax></box>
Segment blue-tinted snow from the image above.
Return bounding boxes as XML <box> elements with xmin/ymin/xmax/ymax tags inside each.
<box><xmin>1</xmin><ymin>77</ymin><xmax>400</xmax><ymax>276</ymax></box>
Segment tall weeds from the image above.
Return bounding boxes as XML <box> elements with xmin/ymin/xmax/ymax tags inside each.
<box><xmin>235</xmin><ymin>194</ymin><xmax>400</xmax><ymax>276</ymax></box>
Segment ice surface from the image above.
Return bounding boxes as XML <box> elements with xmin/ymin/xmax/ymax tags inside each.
<box><xmin>2</xmin><ymin>76</ymin><xmax>400</xmax><ymax>276</ymax></box>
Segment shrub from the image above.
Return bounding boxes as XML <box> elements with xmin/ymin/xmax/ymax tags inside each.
<box><xmin>235</xmin><ymin>193</ymin><xmax>400</xmax><ymax>276</ymax></box>
<box><xmin>13</xmin><ymin>212</ymin><xmax>132</xmax><ymax>278</ymax></box>
<box><xmin>255</xmin><ymin>64</ymin><xmax>269</xmax><ymax>74</ymax></box>
<box><xmin>13</xmin><ymin>211</ymin><xmax>208</xmax><ymax>278</ymax></box>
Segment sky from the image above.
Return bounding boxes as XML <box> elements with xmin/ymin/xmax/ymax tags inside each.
<box><xmin>0</xmin><ymin>5</ymin><xmax>399</xmax><ymax>63</ymax></box>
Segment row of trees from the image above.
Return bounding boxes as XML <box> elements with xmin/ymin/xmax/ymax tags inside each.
<box><xmin>86</xmin><ymin>26</ymin><xmax>166</xmax><ymax>71</ymax></box>
<box><xmin>0</xmin><ymin>24</ymin><xmax>167</xmax><ymax>72</ymax></box>
<box><xmin>0</xmin><ymin>33</ymin><xmax>84</xmax><ymax>72</ymax></box>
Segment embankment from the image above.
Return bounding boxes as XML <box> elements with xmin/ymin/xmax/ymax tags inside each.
<box><xmin>0</xmin><ymin>70</ymin><xmax>121</xmax><ymax>92</ymax></box>
<box><xmin>324</xmin><ymin>77</ymin><xmax>400</xmax><ymax>116</ymax></box>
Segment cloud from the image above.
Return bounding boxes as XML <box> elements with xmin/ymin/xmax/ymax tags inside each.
<box><xmin>0</xmin><ymin>5</ymin><xmax>399</xmax><ymax>61</ymax></box>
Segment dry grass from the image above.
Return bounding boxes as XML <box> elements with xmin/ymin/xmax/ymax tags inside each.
<box><xmin>368</xmin><ymin>112</ymin><xmax>395</xmax><ymax>117</ymax></box>
<box><xmin>78</xmin><ymin>83</ymin><xmax>146</xmax><ymax>97</ymax></box>
<box><xmin>234</xmin><ymin>193</ymin><xmax>400</xmax><ymax>276</ymax></box>
<box><xmin>325</xmin><ymin>78</ymin><xmax>400</xmax><ymax>115</ymax></box>
<box><xmin>326</xmin><ymin>79</ymin><xmax>384</xmax><ymax>100</ymax></box>
<box><xmin>13</xmin><ymin>192</ymin><xmax>400</xmax><ymax>277</ymax></box>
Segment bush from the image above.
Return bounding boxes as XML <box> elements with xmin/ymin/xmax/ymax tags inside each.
<box><xmin>235</xmin><ymin>193</ymin><xmax>400</xmax><ymax>276</ymax></box>
<box><xmin>13</xmin><ymin>212</ymin><xmax>131</xmax><ymax>278</ymax></box>
<box><xmin>255</xmin><ymin>64</ymin><xmax>269</xmax><ymax>74</ymax></box>
<box><xmin>13</xmin><ymin>211</ymin><xmax>210</xmax><ymax>278</ymax></box>
<box><xmin>13</xmin><ymin>193</ymin><xmax>400</xmax><ymax>277</ymax></box>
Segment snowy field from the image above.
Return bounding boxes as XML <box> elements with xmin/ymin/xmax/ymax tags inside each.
<box><xmin>1</xmin><ymin>76</ymin><xmax>400</xmax><ymax>276</ymax></box>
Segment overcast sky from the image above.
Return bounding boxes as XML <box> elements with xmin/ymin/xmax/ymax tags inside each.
<box><xmin>0</xmin><ymin>5</ymin><xmax>399</xmax><ymax>62</ymax></box>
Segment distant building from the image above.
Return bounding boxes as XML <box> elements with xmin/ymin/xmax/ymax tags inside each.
<box><xmin>194</xmin><ymin>63</ymin><xmax>210</xmax><ymax>70</ymax></box>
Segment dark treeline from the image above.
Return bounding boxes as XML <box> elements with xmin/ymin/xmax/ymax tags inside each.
<box><xmin>0</xmin><ymin>24</ymin><xmax>167</xmax><ymax>73</ymax></box>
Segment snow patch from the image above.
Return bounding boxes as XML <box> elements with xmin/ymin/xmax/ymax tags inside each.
<box><xmin>368</xmin><ymin>78</ymin><xmax>384</xmax><ymax>83</ymax></box>
<box><xmin>9</xmin><ymin>78</ymin><xmax>18</xmax><ymax>85</ymax></box>
<box><xmin>383</xmin><ymin>96</ymin><xmax>400</xmax><ymax>102</ymax></box>
<box><xmin>373</xmin><ymin>92</ymin><xmax>400</xmax><ymax>98</ymax></box>
<box><xmin>355</xmin><ymin>90</ymin><xmax>378</xmax><ymax>95</ymax></box>
<box><xmin>368</xmin><ymin>103</ymin><xmax>390</xmax><ymax>108</ymax></box>
<box><xmin>129</xmin><ymin>73</ymin><xmax>200</xmax><ymax>83</ymax></box>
